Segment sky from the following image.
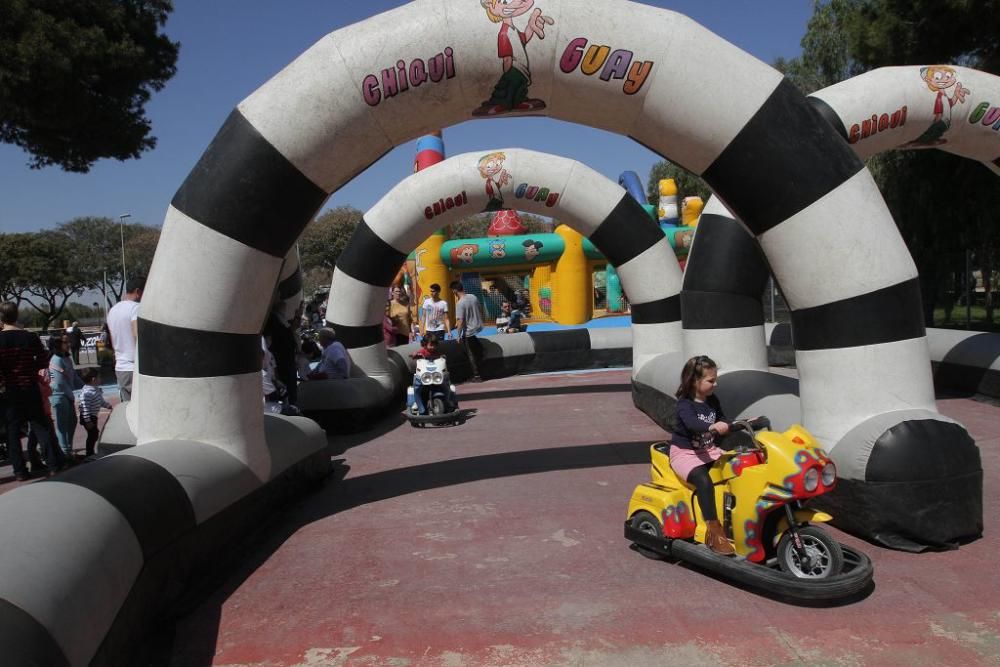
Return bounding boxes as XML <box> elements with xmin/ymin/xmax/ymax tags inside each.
<box><xmin>0</xmin><ymin>0</ymin><xmax>814</xmax><ymax>235</ymax></box>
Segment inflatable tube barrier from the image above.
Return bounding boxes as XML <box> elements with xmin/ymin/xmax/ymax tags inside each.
<box><xmin>763</xmin><ymin>323</ymin><xmax>1000</xmax><ymax>401</ymax></box>
<box><xmin>323</xmin><ymin>148</ymin><xmax>684</xmax><ymax>423</ymax></box>
<box><xmin>675</xmin><ymin>66</ymin><xmax>1000</xmax><ymax>550</ymax></box>
<box><xmin>679</xmin><ymin>195</ymin><xmax>982</xmax><ymax>550</ymax></box>
<box><xmin>15</xmin><ymin>5</ymin><xmax>992</xmax><ymax>663</ymax></box>
<box><xmin>0</xmin><ymin>416</ymin><xmax>328</xmax><ymax>666</ymax></box>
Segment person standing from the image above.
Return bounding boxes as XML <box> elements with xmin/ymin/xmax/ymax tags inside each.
<box><xmin>65</xmin><ymin>320</ymin><xmax>83</xmax><ymax>364</ymax></box>
<box><xmin>263</xmin><ymin>304</ymin><xmax>300</xmax><ymax>406</ymax></box>
<box><xmin>389</xmin><ymin>287</ymin><xmax>416</xmax><ymax>346</ymax></box>
<box><xmin>98</xmin><ymin>322</ymin><xmax>112</xmax><ymax>352</ymax></box>
<box><xmin>78</xmin><ymin>367</ymin><xmax>111</xmax><ymax>459</ymax></box>
<box><xmin>451</xmin><ymin>280</ymin><xmax>485</xmax><ymax>382</ymax></box>
<box><xmin>107</xmin><ymin>277</ymin><xmax>144</xmax><ymax>401</ymax></box>
<box><xmin>48</xmin><ymin>335</ymin><xmax>82</xmax><ymax>460</ymax></box>
<box><xmin>0</xmin><ymin>302</ymin><xmax>62</xmax><ymax>480</ymax></box>
<box><xmin>421</xmin><ymin>283</ymin><xmax>451</xmax><ymax>340</ymax></box>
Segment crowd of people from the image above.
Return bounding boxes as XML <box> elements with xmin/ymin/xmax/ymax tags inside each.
<box><xmin>1</xmin><ymin>302</ymin><xmax>91</xmax><ymax>480</ymax></box>
<box><xmin>2</xmin><ymin>276</ymin><xmax>534</xmax><ymax>480</ymax></box>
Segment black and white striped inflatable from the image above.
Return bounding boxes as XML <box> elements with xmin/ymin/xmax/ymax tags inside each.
<box><xmin>679</xmin><ymin>66</ymin><xmax>998</xmax><ymax>550</ymax></box>
<box><xmin>305</xmin><ymin>149</ymin><xmax>683</xmax><ymax>427</ymax></box>
<box><xmin>4</xmin><ymin>3</ymin><xmax>988</xmax><ymax>662</ymax></box>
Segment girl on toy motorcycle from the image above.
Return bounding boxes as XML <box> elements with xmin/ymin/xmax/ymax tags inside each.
<box><xmin>410</xmin><ymin>333</ymin><xmax>444</xmax><ymax>416</ymax></box>
<box><xmin>670</xmin><ymin>355</ymin><xmax>735</xmax><ymax>556</ymax></box>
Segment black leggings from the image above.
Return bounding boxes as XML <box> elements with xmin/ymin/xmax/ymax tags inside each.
<box><xmin>687</xmin><ymin>464</ymin><xmax>718</xmax><ymax>522</ymax></box>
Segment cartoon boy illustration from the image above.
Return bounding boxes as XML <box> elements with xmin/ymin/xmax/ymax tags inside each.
<box><xmin>478</xmin><ymin>151</ymin><xmax>510</xmax><ymax>211</ymax></box>
<box><xmin>472</xmin><ymin>0</ymin><xmax>555</xmax><ymax>117</ymax></box>
<box><xmin>450</xmin><ymin>243</ymin><xmax>480</xmax><ymax>265</ymax></box>
<box><xmin>908</xmin><ymin>65</ymin><xmax>970</xmax><ymax>147</ymax></box>
<box><xmin>522</xmin><ymin>239</ymin><xmax>544</xmax><ymax>261</ymax></box>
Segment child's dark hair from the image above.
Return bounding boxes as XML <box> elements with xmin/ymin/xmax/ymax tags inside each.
<box><xmin>421</xmin><ymin>332</ymin><xmax>440</xmax><ymax>347</ymax></box>
<box><xmin>675</xmin><ymin>355</ymin><xmax>718</xmax><ymax>399</ymax></box>
<box><xmin>80</xmin><ymin>367</ymin><xmax>100</xmax><ymax>384</ymax></box>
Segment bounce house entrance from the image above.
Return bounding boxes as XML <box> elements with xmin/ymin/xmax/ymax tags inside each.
<box><xmin>478</xmin><ymin>273</ymin><xmax>539</xmax><ymax>324</ymax></box>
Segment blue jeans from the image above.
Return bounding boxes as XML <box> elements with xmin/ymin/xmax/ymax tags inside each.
<box><xmin>412</xmin><ymin>377</ymin><xmax>428</xmax><ymax>415</ymax></box>
<box><xmin>49</xmin><ymin>394</ymin><xmax>77</xmax><ymax>457</ymax></box>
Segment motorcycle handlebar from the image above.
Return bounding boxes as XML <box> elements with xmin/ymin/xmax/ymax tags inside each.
<box><xmin>731</xmin><ymin>416</ymin><xmax>770</xmax><ymax>433</ymax></box>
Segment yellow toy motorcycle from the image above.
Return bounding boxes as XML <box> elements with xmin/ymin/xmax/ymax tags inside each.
<box><xmin>625</xmin><ymin>417</ymin><xmax>873</xmax><ymax>602</ymax></box>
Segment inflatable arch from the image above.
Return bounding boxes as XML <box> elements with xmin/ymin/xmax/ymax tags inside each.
<box><xmin>680</xmin><ymin>65</ymin><xmax>998</xmax><ymax>549</ymax></box>
<box><xmin>0</xmin><ymin>4</ymin><xmax>983</xmax><ymax>663</ymax></box>
<box><xmin>302</xmin><ymin>148</ymin><xmax>682</xmax><ymax>422</ymax></box>
<box><xmin>136</xmin><ymin>0</ymin><xmax>904</xmax><ymax>475</ymax></box>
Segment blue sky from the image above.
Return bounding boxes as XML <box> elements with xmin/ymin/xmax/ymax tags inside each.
<box><xmin>0</xmin><ymin>1</ymin><xmax>814</xmax><ymax>235</ymax></box>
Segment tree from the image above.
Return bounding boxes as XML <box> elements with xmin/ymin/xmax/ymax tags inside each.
<box><xmin>123</xmin><ymin>223</ymin><xmax>160</xmax><ymax>295</ymax></box>
<box><xmin>645</xmin><ymin>161</ymin><xmax>712</xmax><ymax>213</ymax></box>
<box><xmin>784</xmin><ymin>0</ymin><xmax>1000</xmax><ymax>327</ymax></box>
<box><xmin>0</xmin><ymin>0</ymin><xmax>179</xmax><ymax>172</ymax></box>
<box><xmin>299</xmin><ymin>206</ymin><xmax>365</xmax><ymax>291</ymax></box>
<box><xmin>0</xmin><ymin>234</ymin><xmax>30</xmax><ymax>305</ymax></box>
<box><xmin>4</xmin><ymin>231</ymin><xmax>92</xmax><ymax>331</ymax></box>
<box><xmin>56</xmin><ymin>216</ymin><xmax>160</xmax><ymax>303</ymax></box>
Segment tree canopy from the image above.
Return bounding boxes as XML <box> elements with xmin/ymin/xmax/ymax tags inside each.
<box><xmin>778</xmin><ymin>0</ymin><xmax>1000</xmax><ymax>327</ymax></box>
<box><xmin>0</xmin><ymin>218</ymin><xmax>161</xmax><ymax>330</ymax></box>
<box><xmin>298</xmin><ymin>206</ymin><xmax>365</xmax><ymax>295</ymax></box>
<box><xmin>0</xmin><ymin>0</ymin><xmax>179</xmax><ymax>172</ymax></box>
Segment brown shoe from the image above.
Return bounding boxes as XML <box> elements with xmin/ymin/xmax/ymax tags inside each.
<box><xmin>705</xmin><ymin>520</ymin><xmax>735</xmax><ymax>556</ymax></box>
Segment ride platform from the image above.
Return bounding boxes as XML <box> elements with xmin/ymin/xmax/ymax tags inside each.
<box><xmin>134</xmin><ymin>370</ymin><xmax>1000</xmax><ymax>665</ymax></box>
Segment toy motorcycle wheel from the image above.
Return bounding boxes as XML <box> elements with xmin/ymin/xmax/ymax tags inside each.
<box><xmin>777</xmin><ymin>526</ymin><xmax>844</xmax><ymax>579</ymax></box>
<box><xmin>629</xmin><ymin>511</ymin><xmax>665</xmax><ymax>561</ymax></box>
<box><xmin>430</xmin><ymin>397</ymin><xmax>446</xmax><ymax>416</ymax></box>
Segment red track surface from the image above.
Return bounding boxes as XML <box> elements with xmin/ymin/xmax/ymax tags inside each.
<box><xmin>68</xmin><ymin>371</ymin><xmax>1000</xmax><ymax>664</ymax></box>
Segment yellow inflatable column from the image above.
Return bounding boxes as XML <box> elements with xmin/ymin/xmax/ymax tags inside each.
<box><xmin>530</xmin><ymin>264</ymin><xmax>550</xmax><ymax>320</ymax></box>
<box><xmin>551</xmin><ymin>224</ymin><xmax>591</xmax><ymax>325</ymax></box>
<box><xmin>415</xmin><ymin>231</ymin><xmax>451</xmax><ymax>333</ymax></box>
<box><xmin>682</xmin><ymin>196</ymin><xmax>704</xmax><ymax>227</ymax></box>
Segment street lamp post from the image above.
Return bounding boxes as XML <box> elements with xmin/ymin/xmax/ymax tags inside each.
<box><xmin>119</xmin><ymin>213</ymin><xmax>131</xmax><ymax>292</ymax></box>
<box><xmin>92</xmin><ymin>302</ymin><xmax>101</xmax><ymax>364</ymax></box>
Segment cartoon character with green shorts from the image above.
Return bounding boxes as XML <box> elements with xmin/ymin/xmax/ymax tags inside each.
<box><xmin>472</xmin><ymin>0</ymin><xmax>554</xmax><ymax>117</ymax></box>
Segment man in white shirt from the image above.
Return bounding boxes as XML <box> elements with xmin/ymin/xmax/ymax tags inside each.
<box><xmin>421</xmin><ymin>283</ymin><xmax>451</xmax><ymax>339</ymax></box>
<box><xmin>106</xmin><ymin>276</ymin><xmax>144</xmax><ymax>401</ymax></box>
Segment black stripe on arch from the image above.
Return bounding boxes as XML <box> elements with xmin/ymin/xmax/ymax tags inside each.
<box><xmin>171</xmin><ymin>109</ymin><xmax>328</xmax><ymax>258</ymax></box>
<box><xmin>56</xmin><ymin>456</ymin><xmax>197</xmax><ymax>559</ymax></box>
<box><xmin>807</xmin><ymin>96</ymin><xmax>850</xmax><ymax>143</ymax></box>
<box><xmin>682</xmin><ymin>213</ymin><xmax>770</xmax><ymax>297</ymax></box>
<box><xmin>325</xmin><ymin>321</ymin><xmax>382</xmax><ymax>350</ymax></box>
<box><xmin>631</xmin><ymin>295</ymin><xmax>681</xmax><ymax>324</ymax></box>
<box><xmin>681</xmin><ymin>292</ymin><xmax>765</xmax><ymax>330</ymax></box>
<box><xmin>336</xmin><ymin>219</ymin><xmax>409</xmax><ymax>287</ymax></box>
<box><xmin>0</xmin><ymin>599</ymin><xmax>70</xmax><ymax>666</ymax></box>
<box><xmin>702</xmin><ymin>78</ymin><xmax>864</xmax><ymax>236</ymax></box>
<box><xmin>138</xmin><ymin>319</ymin><xmax>260</xmax><ymax>378</ymax></box>
<box><xmin>278</xmin><ymin>267</ymin><xmax>303</xmax><ymax>300</ymax></box>
<box><xmin>790</xmin><ymin>278</ymin><xmax>926</xmax><ymax>351</ymax></box>
<box><xmin>589</xmin><ymin>194</ymin><xmax>665</xmax><ymax>267</ymax></box>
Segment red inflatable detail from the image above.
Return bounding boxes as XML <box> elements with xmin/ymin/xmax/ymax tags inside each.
<box><xmin>487</xmin><ymin>209</ymin><xmax>528</xmax><ymax>236</ymax></box>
